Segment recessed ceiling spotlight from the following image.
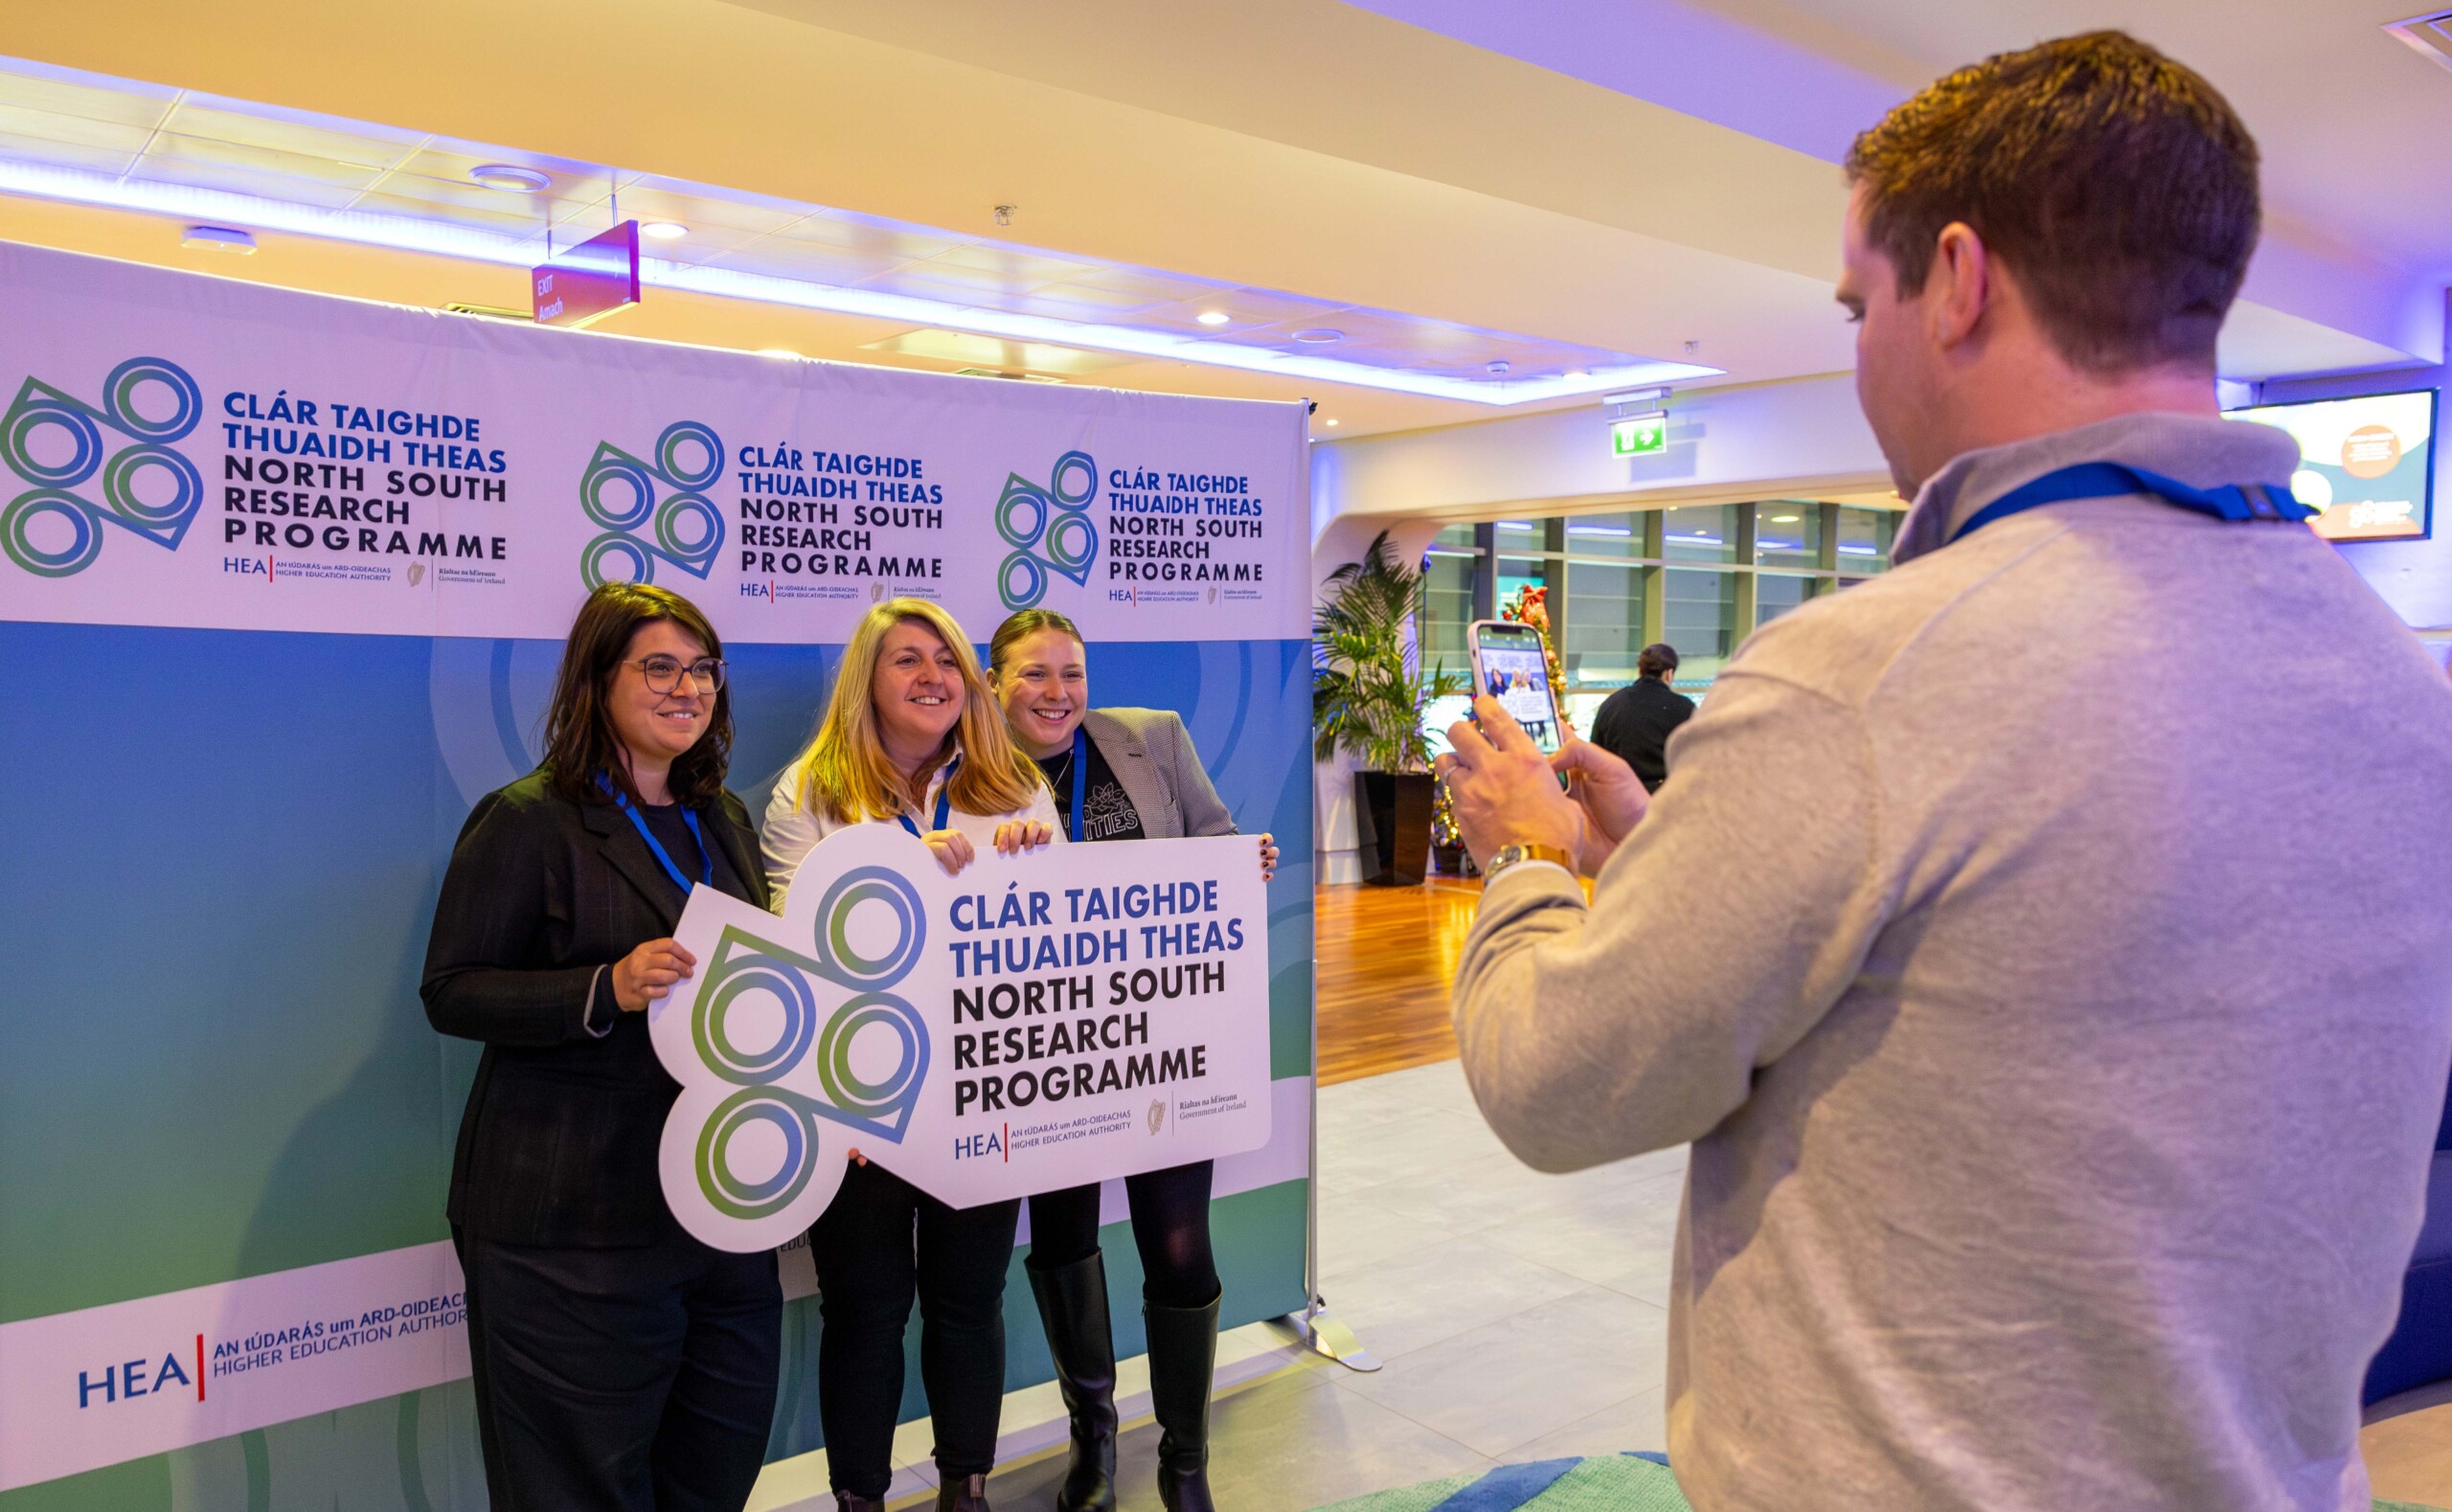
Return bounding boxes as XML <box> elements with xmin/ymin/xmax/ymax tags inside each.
<box><xmin>1291</xmin><ymin>328</ymin><xmax>1344</xmax><ymax>344</ymax></box>
<box><xmin>469</xmin><ymin>164</ymin><xmax>551</xmax><ymax>193</ymax></box>
<box><xmin>1487</xmin><ymin>360</ymin><xmax>1511</xmax><ymax>376</ymax></box>
<box><xmin>181</xmin><ymin>224</ymin><xmax>256</xmax><ymax>255</ymax></box>
<box><xmin>641</xmin><ymin>221</ymin><xmax>690</xmax><ymax>240</ymax></box>
<box><xmin>755</xmin><ymin>348</ymin><xmax>803</xmax><ymax>359</ymax></box>
<box><xmin>1325</xmin><ymin>417</ymin><xmax>1340</xmax><ymax>427</ymax></box>
<box><xmin>1196</xmin><ymin>310</ymin><xmax>1231</xmax><ymax>327</ymax></box>
<box><xmin>1564</xmin><ymin>368</ymin><xmax>1589</xmax><ymax>380</ymax></box>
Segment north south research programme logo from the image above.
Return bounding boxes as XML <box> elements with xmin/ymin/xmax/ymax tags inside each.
<box><xmin>1</xmin><ymin>356</ymin><xmax>202</xmax><ymax>577</ymax></box>
<box><xmin>679</xmin><ymin>865</ymin><xmax>931</xmax><ymax>1224</ymax></box>
<box><xmin>579</xmin><ymin>419</ymin><xmax>724</xmax><ymax>588</ymax></box>
<box><xmin>997</xmin><ymin>449</ymin><xmax>1099</xmax><ymax>609</ymax></box>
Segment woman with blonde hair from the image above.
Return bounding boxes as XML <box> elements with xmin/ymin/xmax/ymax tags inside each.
<box><xmin>988</xmin><ymin>608</ymin><xmax>1274</xmax><ymax>1512</ymax></box>
<box><xmin>762</xmin><ymin>598</ymin><xmax>1056</xmax><ymax>1512</ymax></box>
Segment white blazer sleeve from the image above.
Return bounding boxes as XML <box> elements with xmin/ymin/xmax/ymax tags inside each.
<box><xmin>1026</xmin><ymin>779</ymin><xmax>1064</xmax><ymax>840</ymax></box>
<box><xmin>761</xmin><ymin>761</ymin><xmax>826</xmax><ymax>914</ymax></box>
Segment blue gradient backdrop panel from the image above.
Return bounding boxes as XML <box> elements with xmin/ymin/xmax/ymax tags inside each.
<box><xmin>0</xmin><ymin>623</ymin><xmax>1312</xmax><ymax>1511</ymax></box>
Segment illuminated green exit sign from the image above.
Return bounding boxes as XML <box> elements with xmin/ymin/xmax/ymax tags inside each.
<box><xmin>1611</xmin><ymin>413</ymin><xmax>1668</xmax><ymax>456</ymax></box>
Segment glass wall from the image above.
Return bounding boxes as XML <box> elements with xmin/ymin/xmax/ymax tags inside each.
<box><xmin>1418</xmin><ymin>499</ymin><xmax>1900</xmax><ymax>742</ymax></box>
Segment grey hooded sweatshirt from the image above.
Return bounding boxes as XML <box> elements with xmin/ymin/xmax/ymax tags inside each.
<box><xmin>1454</xmin><ymin>413</ymin><xmax>2452</xmax><ymax>1511</ymax></box>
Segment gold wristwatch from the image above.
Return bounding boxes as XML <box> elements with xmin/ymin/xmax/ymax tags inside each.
<box><xmin>1481</xmin><ymin>843</ymin><xmax>1577</xmax><ymax>883</ymax></box>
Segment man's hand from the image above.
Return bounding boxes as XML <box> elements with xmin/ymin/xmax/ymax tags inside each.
<box><xmin>1439</xmin><ymin>695</ymin><xmax>1584</xmax><ymax>870</ymax></box>
<box><xmin>1551</xmin><ymin>737</ymin><xmax>1650</xmax><ymax>872</ymax></box>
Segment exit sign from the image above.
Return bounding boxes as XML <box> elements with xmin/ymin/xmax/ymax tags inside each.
<box><xmin>1611</xmin><ymin>413</ymin><xmax>1668</xmax><ymax>457</ymax></box>
<box><xmin>534</xmin><ymin>220</ymin><xmax>640</xmax><ymax>328</ymax></box>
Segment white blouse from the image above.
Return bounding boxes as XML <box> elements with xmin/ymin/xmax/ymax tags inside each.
<box><xmin>761</xmin><ymin>745</ymin><xmax>1063</xmax><ymax>912</ymax></box>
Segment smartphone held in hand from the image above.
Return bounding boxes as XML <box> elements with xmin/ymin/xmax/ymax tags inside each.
<box><xmin>1467</xmin><ymin>620</ymin><xmax>1568</xmax><ymax>756</ymax></box>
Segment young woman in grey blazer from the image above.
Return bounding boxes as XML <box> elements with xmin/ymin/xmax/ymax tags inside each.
<box><xmin>988</xmin><ymin>610</ymin><xmax>1276</xmax><ymax>1512</ymax></box>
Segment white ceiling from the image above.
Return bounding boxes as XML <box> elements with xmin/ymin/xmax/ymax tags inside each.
<box><xmin>0</xmin><ymin>0</ymin><xmax>2437</xmax><ymax>440</ymax></box>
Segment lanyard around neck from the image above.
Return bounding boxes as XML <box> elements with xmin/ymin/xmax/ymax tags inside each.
<box><xmin>1949</xmin><ymin>462</ymin><xmax>2311</xmax><ymax>546</ymax></box>
<box><xmin>1065</xmin><ymin>727</ymin><xmax>1087</xmax><ymax>844</ymax></box>
<box><xmin>896</xmin><ymin>754</ymin><xmax>959</xmax><ymax>838</ymax></box>
<box><xmin>598</xmin><ymin>773</ymin><xmax>710</xmax><ymax>893</ymax></box>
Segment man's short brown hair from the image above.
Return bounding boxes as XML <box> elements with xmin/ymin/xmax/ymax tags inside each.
<box><xmin>1845</xmin><ymin>31</ymin><xmax>2259</xmax><ymax>374</ymax></box>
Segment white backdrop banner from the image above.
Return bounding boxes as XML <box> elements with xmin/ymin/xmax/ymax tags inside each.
<box><xmin>653</xmin><ymin>826</ymin><xmax>1273</xmax><ymax>1252</ymax></box>
<box><xmin>0</xmin><ymin>241</ymin><xmax>1309</xmax><ymax>644</ymax></box>
<box><xmin>0</xmin><ymin>1241</ymin><xmax>467</xmax><ymax>1494</ymax></box>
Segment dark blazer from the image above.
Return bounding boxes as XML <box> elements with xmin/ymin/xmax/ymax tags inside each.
<box><xmin>421</xmin><ymin>769</ymin><xmax>770</xmax><ymax>1247</ymax></box>
<box><xmin>1588</xmin><ymin>677</ymin><xmax>1696</xmax><ymax>794</ymax></box>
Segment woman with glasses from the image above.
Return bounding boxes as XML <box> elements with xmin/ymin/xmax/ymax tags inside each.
<box><xmin>422</xmin><ymin>582</ymin><xmax>780</xmax><ymax>1512</ymax></box>
<box><xmin>987</xmin><ymin>609</ymin><xmax>1276</xmax><ymax>1512</ymax></box>
<box><xmin>762</xmin><ymin>598</ymin><xmax>1056</xmax><ymax>1512</ymax></box>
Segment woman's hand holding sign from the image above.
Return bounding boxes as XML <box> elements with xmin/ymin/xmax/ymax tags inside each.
<box><xmin>612</xmin><ymin>937</ymin><xmax>697</xmax><ymax>1013</ymax></box>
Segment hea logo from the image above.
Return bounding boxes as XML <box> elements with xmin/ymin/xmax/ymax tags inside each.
<box><xmin>579</xmin><ymin>420</ymin><xmax>725</xmax><ymax>588</ymax></box>
<box><xmin>996</xmin><ymin>449</ymin><xmax>1099</xmax><ymax>609</ymax></box>
<box><xmin>76</xmin><ymin>1335</ymin><xmax>204</xmax><ymax>1409</ymax></box>
<box><xmin>0</xmin><ymin>357</ymin><xmax>203</xmax><ymax>577</ymax></box>
<box><xmin>683</xmin><ymin>866</ymin><xmax>932</xmax><ymax>1221</ymax></box>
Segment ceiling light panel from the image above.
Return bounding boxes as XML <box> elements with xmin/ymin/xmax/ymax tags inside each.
<box><xmin>0</xmin><ymin>102</ymin><xmax>152</xmax><ymax>154</ymax></box>
<box><xmin>0</xmin><ymin>51</ymin><xmax>1721</xmax><ymax>404</ymax></box>
<box><xmin>0</xmin><ymin>66</ymin><xmax>173</xmax><ymax>129</ymax></box>
<box><xmin>123</xmin><ymin>155</ymin><xmax>369</xmax><ymax>211</ymax></box>
<box><xmin>164</xmin><ymin>101</ymin><xmax>418</xmax><ymax>169</ymax></box>
<box><xmin>0</xmin><ymin>130</ymin><xmax>134</xmax><ymax>178</ymax></box>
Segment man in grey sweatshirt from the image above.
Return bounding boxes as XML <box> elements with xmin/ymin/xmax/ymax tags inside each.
<box><xmin>1441</xmin><ymin>32</ymin><xmax>2452</xmax><ymax>1512</ymax></box>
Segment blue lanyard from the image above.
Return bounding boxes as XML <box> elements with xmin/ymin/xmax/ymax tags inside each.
<box><xmin>598</xmin><ymin>774</ymin><xmax>710</xmax><ymax>893</ymax></box>
<box><xmin>895</xmin><ymin>755</ymin><xmax>959</xmax><ymax>838</ymax></box>
<box><xmin>1950</xmin><ymin>462</ymin><xmax>2311</xmax><ymax>545</ymax></box>
<box><xmin>1064</xmin><ymin>727</ymin><xmax>1088</xmax><ymax>844</ymax></box>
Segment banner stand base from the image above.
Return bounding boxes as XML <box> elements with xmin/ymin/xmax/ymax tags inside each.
<box><xmin>1292</xmin><ymin>1299</ymin><xmax>1381</xmax><ymax>1372</ymax></box>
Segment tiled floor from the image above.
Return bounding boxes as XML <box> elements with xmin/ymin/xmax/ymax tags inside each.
<box><xmin>755</xmin><ymin>1057</ymin><xmax>1683</xmax><ymax>1510</ymax></box>
<box><xmin>995</xmin><ymin>1057</ymin><xmax>1681</xmax><ymax>1508</ymax></box>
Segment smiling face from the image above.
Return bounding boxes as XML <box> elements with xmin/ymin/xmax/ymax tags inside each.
<box><xmin>604</xmin><ymin>619</ymin><xmax>712</xmax><ymax>776</ymax></box>
<box><xmin>871</xmin><ymin>618</ymin><xmax>965</xmax><ymax>761</ymax></box>
<box><xmin>994</xmin><ymin>627</ymin><xmax>1087</xmax><ymax>759</ymax></box>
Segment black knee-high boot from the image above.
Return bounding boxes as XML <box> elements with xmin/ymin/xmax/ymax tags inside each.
<box><xmin>1029</xmin><ymin>1252</ymin><xmax>1119</xmax><ymax>1512</ymax></box>
<box><xmin>1145</xmin><ymin>1291</ymin><xmax>1221</xmax><ymax>1512</ymax></box>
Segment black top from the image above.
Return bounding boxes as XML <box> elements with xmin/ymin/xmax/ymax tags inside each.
<box><xmin>1589</xmin><ymin>677</ymin><xmax>1697</xmax><ymax>794</ymax></box>
<box><xmin>1037</xmin><ymin>736</ymin><xmax>1147</xmax><ymax>844</ymax></box>
<box><xmin>420</xmin><ymin>770</ymin><xmax>769</xmax><ymax>1246</ymax></box>
<box><xmin>638</xmin><ymin>799</ymin><xmax>743</xmax><ymax>900</ymax></box>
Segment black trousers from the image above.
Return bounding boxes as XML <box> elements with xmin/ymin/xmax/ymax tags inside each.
<box><xmin>809</xmin><ymin>1161</ymin><xmax>1022</xmax><ymax>1498</ymax></box>
<box><xmin>455</xmin><ymin>1223</ymin><xmax>782</xmax><ymax>1512</ymax></box>
<box><xmin>1027</xmin><ymin>1160</ymin><xmax>1218</xmax><ymax>1308</ymax></box>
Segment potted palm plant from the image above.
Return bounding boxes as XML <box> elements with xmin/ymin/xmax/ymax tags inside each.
<box><xmin>1313</xmin><ymin>531</ymin><xmax>1466</xmax><ymax>886</ymax></box>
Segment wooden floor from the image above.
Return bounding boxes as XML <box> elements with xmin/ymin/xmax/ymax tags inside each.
<box><xmin>1313</xmin><ymin>877</ymin><xmax>1487</xmax><ymax>1085</ymax></box>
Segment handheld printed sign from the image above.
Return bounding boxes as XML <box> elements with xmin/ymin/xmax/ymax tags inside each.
<box><xmin>652</xmin><ymin>825</ymin><xmax>1273</xmax><ymax>1252</ymax></box>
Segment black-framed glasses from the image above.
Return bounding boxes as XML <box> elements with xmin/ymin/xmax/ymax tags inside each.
<box><xmin>624</xmin><ymin>655</ymin><xmax>727</xmax><ymax>694</ymax></box>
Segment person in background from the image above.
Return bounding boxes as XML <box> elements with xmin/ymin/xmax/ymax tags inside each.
<box><xmin>1587</xmin><ymin>643</ymin><xmax>1693</xmax><ymax>793</ymax></box>
<box><xmin>423</xmin><ymin>582</ymin><xmax>779</xmax><ymax>1512</ymax></box>
<box><xmin>988</xmin><ymin>608</ymin><xmax>1276</xmax><ymax>1512</ymax></box>
<box><xmin>763</xmin><ymin>598</ymin><xmax>1055</xmax><ymax>1512</ymax></box>
<box><xmin>1439</xmin><ymin>32</ymin><xmax>2452</xmax><ymax>1512</ymax></box>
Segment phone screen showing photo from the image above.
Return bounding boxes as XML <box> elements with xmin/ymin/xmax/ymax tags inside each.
<box><xmin>1473</xmin><ymin>626</ymin><xmax>1563</xmax><ymax>755</ymax></box>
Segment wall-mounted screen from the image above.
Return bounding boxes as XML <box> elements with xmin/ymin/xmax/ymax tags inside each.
<box><xmin>2223</xmin><ymin>388</ymin><xmax>2437</xmax><ymax>542</ymax></box>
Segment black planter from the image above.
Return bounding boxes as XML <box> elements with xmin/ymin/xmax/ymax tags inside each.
<box><xmin>1353</xmin><ymin>770</ymin><xmax>1436</xmax><ymax>886</ymax></box>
